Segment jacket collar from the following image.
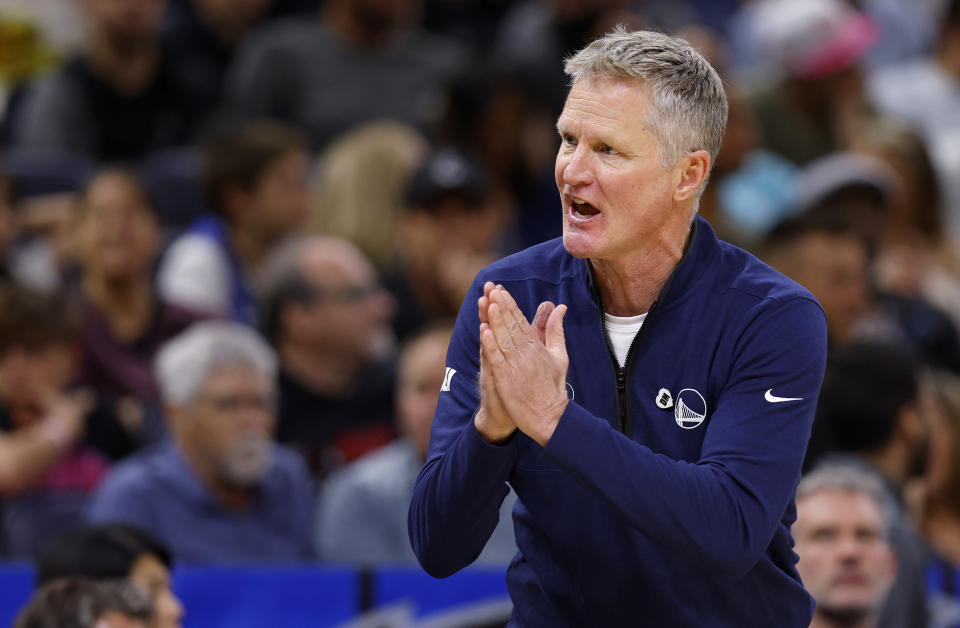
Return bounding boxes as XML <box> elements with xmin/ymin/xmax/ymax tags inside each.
<box><xmin>581</xmin><ymin>215</ymin><xmax>720</xmax><ymax>312</ymax></box>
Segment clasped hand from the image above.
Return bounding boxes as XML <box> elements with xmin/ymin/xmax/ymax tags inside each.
<box><xmin>474</xmin><ymin>281</ymin><xmax>569</xmax><ymax>447</ymax></box>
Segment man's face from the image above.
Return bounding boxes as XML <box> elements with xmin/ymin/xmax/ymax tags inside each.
<box><xmin>179</xmin><ymin>367</ymin><xmax>276</xmax><ymax>487</ymax></box>
<box><xmin>247</xmin><ymin>151</ymin><xmax>310</xmax><ymax>239</ymax></box>
<box><xmin>555</xmin><ymin>77</ymin><xmax>681</xmax><ymax>265</ymax></box>
<box><xmin>0</xmin><ymin>344</ymin><xmax>76</xmax><ymax>421</ymax></box>
<box><xmin>397</xmin><ymin>329</ymin><xmax>450</xmax><ymax>459</ymax></box>
<box><xmin>85</xmin><ymin>0</ymin><xmax>164</xmax><ymax>42</ymax></box>
<box><xmin>795</xmin><ymin>489</ymin><xmax>896</xmax><ymax>619</ymax></box>
<box><xmin>129</xmin><ymin>554</ymin><xmax>183</xmax><ymax>628</ymax></box>
<box><xmin>786</xmin><ymin>232</ymin><xmax>869</xmax><ymax>344</ymax></box>
<box><xmin>77</xmin><ymin>174</ymin><xmax>159</xmax><ymax>280</ymax></box>
<box><xmin>293</xmin><ymin>244</ymin><xmax>395</xmax><ymax>362</ymax></box>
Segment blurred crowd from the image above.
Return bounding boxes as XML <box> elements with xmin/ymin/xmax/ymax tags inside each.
<box><xmin>0</xmin><ymin>0</ymin><xmax>958</xmax><ymax>625</ymax></box>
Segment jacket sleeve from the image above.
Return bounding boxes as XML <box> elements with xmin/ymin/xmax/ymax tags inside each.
<box><xmin>408</xmin><ymin>276</ymin><xmax>517</xmax><ymax>578</ymax></box>
<box><xmin>542</xmin><ymin>297</ymin><xmax>827</xmax><ymax>578</ymax></box>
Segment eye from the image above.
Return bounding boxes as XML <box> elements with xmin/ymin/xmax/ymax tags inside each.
<box><xmin>561</xmin><ymin>133</ymin><xmax>576</xmax><ymax>146</ymax></box>
<box><xmin>600</xmin><ymin>144</ymin><xmax>618</xmax><ymax>155</ymax></box>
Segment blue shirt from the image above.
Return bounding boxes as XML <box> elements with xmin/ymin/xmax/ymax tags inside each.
<box><xmin>409</xmin><ymin>217</ymin><xmax>828</xmax><ymax>627</ymax></box>
<box><xmin>86</xmin><ymin>441</ymin><xmax>315</xmax><ymax>564</ymax></box>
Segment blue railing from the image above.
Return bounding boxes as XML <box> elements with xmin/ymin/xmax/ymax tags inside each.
<box><xmin>0</xmin><ymin>564</ymin><xmax>510</xmax><ymax>627</ymax></box>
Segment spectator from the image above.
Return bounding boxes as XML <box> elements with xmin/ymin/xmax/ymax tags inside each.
<box><xmin>745</xmin><ymin>0</ymin><xmax>879</xmax><ymax>165</ymax></box>
<box><xmin>14</xmin><ymin>577</ymin><xmax>153</xmax><ymax>628</ymax></box>
<box><xmin>73</xmin><ymin>168</ymin><xmax>206</xmax><ymax>410</ymax></box>
<box><xmin>914</xmin><ymin>370</ymin><xmax>960</xmax><ymax>627</ymax></box>
<box><xmin>259</xmin><ymin>235</ymin><xmax>396</xmax><ymax>479</ymax></box>
<box><xmin>384</xmin><ymin>148</ymin><xmax>505</xmax><ymax>341</ymax></box>
<box><xmin>794</xmin><ymin>466</ymin><xmax>897</xmax><ymax>628</ymax></box>
<box><xmin>308</xmin><ymin>121</ymin><xmax>428</xmax><ymax>269</ymax></box>
<box><xmin>224</xmin><ymin>0</ymin><xmax>467</xmax><ymax>149</ymax></box>
<box><xmin>317</xmin><ymin>321</ymin><xmax>517</xmax><ymax>564</ymax></box>
<box><xmin>13</xmin><ymin>0</ymin><xmax>207</xmax><ymax>161</ymax></box>
<box><xmin>156</xmin><ymin>120</ymin><xmax>309</xmax><ymax>325</ymax></box>
<box><xmin>0</xmin><ymin>284</ymin><xmax>138</xmax><ymax>559</ymax></box>
<box><xmin>36</xmin><ymin>524</ymin><xmax>183</xmax><ymax>628</ymax></box>
<box><xmin>161</xmin><ymin>0</ymin><xmax>276</xmax><ymax>116</ymax></box>
<box><xmin>849</xmin><ymin>119</ymin><xmax>960</xmax><ymax>339</ymax></box>
<box><xmin>86</xmin><ymin>321</ymin><xmax>314</xmax><ymax>563</ymax></box>
<box><xmin>763</xmin><ymin>204</ymin><xmax>960</xmax><ymax>372</ymax></box>
<box><xmin>868</xmin><ymin>0</ymin><xmax>960</xmax><ymax>240</ymax></box>
<box><xmin>812</xmin><ymin>341</ymin><xmax>932</xmax><ymax>628</ymax></box>
<box><xmin>762</xmin><ymin>213</ymin><xmax>872</xmax><ymax>348</ymax></box>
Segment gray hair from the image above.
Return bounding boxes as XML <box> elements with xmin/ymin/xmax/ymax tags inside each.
<box><xmin>797</xmin><ymin>464</ymin><xmax>894</xmax><ymax>538</ymax></box>
<box><xmin>155</xmin><ymin>321</ymin><xmax>277</xmax><ymax>407</ymax></box>
<box><xmin>564</xmin><ymin>27</ymin><xmax>728</xmax><ymax>171</ymax></box>
<box><xmin>14</xmin><ymin>577</ymin><xmax>153</xmax><ymax>628</ymax></box>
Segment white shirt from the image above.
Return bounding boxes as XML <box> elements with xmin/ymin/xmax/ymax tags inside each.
<box><xmin>604</xmin><ymin>312</ymin><xmax>647</xmax><ymax>368</ymax></box>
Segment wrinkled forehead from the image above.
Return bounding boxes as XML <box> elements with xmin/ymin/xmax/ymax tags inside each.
<box><xmin>558</xmin><ymin>76</ymin><xmax>653</xmax><ymax>132</ymax></box>
<box><xmin>796</xmin><ymin>488</ymin><xmax>885</xmax><ymax>531</ymax></box>
<box><xmin>198</xmin><ymin>364</ymin><xmax>273</xmax><ymax>395</ymax></box>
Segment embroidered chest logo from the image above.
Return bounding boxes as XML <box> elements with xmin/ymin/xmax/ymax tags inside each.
<box><xmin>674</xmin><ymin>388</ymin><xmax>707</xmax><ymax>429</ymax></box>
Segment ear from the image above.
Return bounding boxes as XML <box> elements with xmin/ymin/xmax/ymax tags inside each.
<box><xmin>673</xmin><ymin>150</ymin><xmax>711</xmax><ymax>203</ymax></box>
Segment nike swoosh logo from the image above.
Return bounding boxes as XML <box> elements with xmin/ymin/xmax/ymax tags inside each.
<box><xmin>765</xmin><ymin>389</ymin><xmax>803</xmax><ymax>403</ymax></box>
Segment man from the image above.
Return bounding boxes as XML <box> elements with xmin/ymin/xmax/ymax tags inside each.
<box><xmin>794</xmin><ymin>466</ymin><xmax>898</xmax><ymax>628</ymax></box>
<box><xmin>225</xmin><ymin>0</ymin><xmax>466</xmax><ymax>149</ymax></box>
<box><xmin>13</xmin><ymin>0</ymin><xmax>206</xmax><ymax>161</ymax></box>
<box><xmin>37</xmin><ymin>525</ymin><xmax>183</xmax><ymax>628</ymax></box>
<box><xmin>86</xmin><ymin>321</ymin><xmax>314</xmax><ymax>563</ymax></box>
<box><xmin>0</xmin><ymin>285</ymin><xmax>138</xmax><ymax>559</ymax></box>
<box><xmin>317</xmin><ymin>321</ymin><xmax>516</xmax><ymax>564</ymax></box>
<box><xmin>259</xmin><ymin>235</ymin><xmax>397</xmax><ymax>479</ymax></box>
<box><xmin>409</xmin><ymin>29</ymin><xmax>828</xmax><ymax>626</ymax></box>
<box><xmin>812</xmin><ymin>341</ymin><xmax>932</xmax><ymax>628</ymax></box>
<box><xmin>14</xmin><ymin>577</ymin><xmax>154</xmax><ymax>628</ymax></box>
<box><xmin>385</xmin><ymin>148</ymin><xmax>505</xmax><ymax>342</ymax></box>
<box><xmin>156</xmin><ymin>120</ymin><xmax>309</xmax><ymax>325</ymax></box>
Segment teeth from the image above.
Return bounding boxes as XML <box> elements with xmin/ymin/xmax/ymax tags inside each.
<box><xmin>573</xmin><ymin>199</ymin><xmax>585</xmax><ymax>205</ymax></box>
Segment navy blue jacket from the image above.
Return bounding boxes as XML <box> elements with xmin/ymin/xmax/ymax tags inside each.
<box><xmin>409</xmin><ymin>217</ymin><xmax>828</xmax><ymax>627</ymax></box>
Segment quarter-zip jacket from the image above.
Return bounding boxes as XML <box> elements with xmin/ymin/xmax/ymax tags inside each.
<box><xmin>409</xmin><ymin>217</ymin><xmax>828</xmax><ymax>627</ymax></box>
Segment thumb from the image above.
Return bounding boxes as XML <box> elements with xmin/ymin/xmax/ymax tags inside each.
<box><xmin>545</xmin><ymin>304</ymin><xmax>568</xmax><ymax>358</ymax></box>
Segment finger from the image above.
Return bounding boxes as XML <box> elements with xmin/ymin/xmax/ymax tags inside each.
<box><xmin>478</xmin><ymin>294</ymin><xmax>490</xmax><ymax>325</ymax></box>
<box><xmin>532</xmin><ymin>301</ymin><xmax>555</xmax><ymax>345</ymax></box>
<box><xmin>488</xmin><ymin>301</ymin><xmax>518</xmax><ymax>355</ymax></box>
<box><xmin>480</xmin><ymin>321</ymin><xmax>507</xmax><ymax>365</ymax></box>
<box><xmin>492</xmin><ymin>287</ymin><xmax>533</xmax><ymax>336</ymax></box>
<box><xmin>545</xmin><ymin>304</ymin><xmax>568</xmax><ymax>360</ymax></box>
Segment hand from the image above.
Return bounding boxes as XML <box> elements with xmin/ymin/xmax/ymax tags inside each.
<box><xmin>35</xmin><ymin>388</ymin><xmax>91</xmax><ymax>449</ymax></box>
<box><xmin>481</xmin><ymin>284</ymin><xmax>568</xmax><ymax>446</ymax></box>
<box><xmin>475</xmin><ymin>282</ymin><xmax>516</xmax><ymax>444</ymax></box>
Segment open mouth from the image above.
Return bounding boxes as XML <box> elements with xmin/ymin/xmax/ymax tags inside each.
<box><xmin>570</xmin><ymin>199</ymin><xmax>600</xmax><ymax>219</ymax></box>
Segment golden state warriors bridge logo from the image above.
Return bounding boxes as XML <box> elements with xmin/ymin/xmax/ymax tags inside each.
<box><xmin>674</xmin><ymin>388</ymin><xmax>707</xmax><ymax>429</ymax></box>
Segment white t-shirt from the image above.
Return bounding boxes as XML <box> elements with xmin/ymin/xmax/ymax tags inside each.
<box><xmin>156</xmin><ymin>233</ymin><xmax>231</xmax><ymax>315</ymax></box>
<box><xmin>604</xmin><ymin>312</ymin><xmax>647</xmax><ymax>368</ymax></box>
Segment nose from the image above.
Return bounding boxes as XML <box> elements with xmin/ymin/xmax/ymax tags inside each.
<box><xmin>558</xmin><ymin>144</ymin><xmax>594</xmax><ymax>189</ymax></box>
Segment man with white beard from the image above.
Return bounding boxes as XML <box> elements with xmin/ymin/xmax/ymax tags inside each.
<box><xmin>86</xmin><ymin>321</ymin><xmax>314</xmax><ymax>563</ymax></box>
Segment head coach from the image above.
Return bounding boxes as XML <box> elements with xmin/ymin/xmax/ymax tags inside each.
<box><xmin>409</xmin><ymin>28</ymin><xmax>828</xmax><ymax>627</ymax></box>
